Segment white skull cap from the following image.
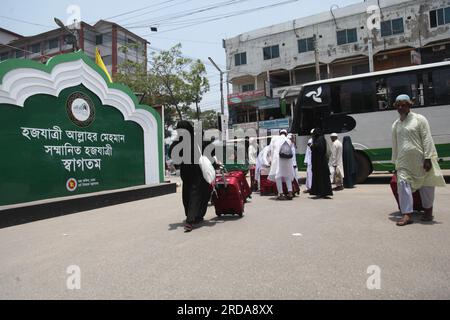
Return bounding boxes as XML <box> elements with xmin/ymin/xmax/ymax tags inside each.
<box><xmin>331</xmin><ymin>133</ymin><xmax>338</xmax><ymax>137</ymax></box>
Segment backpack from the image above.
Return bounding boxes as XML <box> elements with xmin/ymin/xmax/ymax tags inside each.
<box><xmin>279</xmin><ymin>141</ymin><xmax>293</xmax><ymax>159</ymax></box>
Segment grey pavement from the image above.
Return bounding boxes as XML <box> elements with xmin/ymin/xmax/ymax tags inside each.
<box><xmin>1</xmin><ymin>173</ymin><xmax>450</xmax><ymax>300</ymax></box>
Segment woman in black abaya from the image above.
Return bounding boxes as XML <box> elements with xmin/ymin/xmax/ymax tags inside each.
<box><xmin>342</xmin><ymin>136</ymin><xmax>357</xmax><ymax>189</ymax></box>
<box><xmin>171</xmin><ymin>121</ymin><xmax>211</xmax><ymax>232</ymax></box>
<box><xmin>310</xmin><ymin>128</ymin><xmax>333</xmax><ymax>199</ymax></box>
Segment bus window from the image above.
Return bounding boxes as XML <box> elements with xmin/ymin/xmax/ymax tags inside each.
<box><xmin>387</xmin><ymin>73</ymin><xmax>418</xmax><ymax>106</ymax></box>
<box><xmin>432</xmin><ymin>68</ymin><xmax>450</xmax><ymax>106</ymax></box>
<box><xmin>376</xmin><ymin>78</ymin><xmax>390</xmax><ymax>110</ymax></box>
<box><xmin>338</xmin><ymin>79</ymin><xmax>377</xmax><ymax>114</ymax></box>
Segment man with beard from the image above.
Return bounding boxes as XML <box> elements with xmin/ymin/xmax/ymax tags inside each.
<box><xmin>392</xmin><ymin>94</ymin><xmax>446</xmax><ymax>226</ymax></box>
<box><xmin>310</xmin><ymin>128</ymin><xmax>333</xmax><ymax>199</ymax></box>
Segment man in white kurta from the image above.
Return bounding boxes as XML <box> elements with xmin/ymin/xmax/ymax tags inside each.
<box><xmin>268</xmin><ymin>130</ymin><xmax>295</xmax><ymax>200</ymax></box>
<box><xmin>304</xmin><ymin>138</ymin><xmax>313</xmax><ymax>193</ymax></box>
<box><xmin>392</xmin><ymin>94</ymin><xmax>446</xmax><ymax>226</ymax></box>
<box><xmin>288</xmin><ymin>134</ymin><xmax>300</xmax><ymax>183</ymax></box>
<box><xmin>329</xmin><ymin>133</ymin><xmax>344</xmax><ymax>191</ymax></box>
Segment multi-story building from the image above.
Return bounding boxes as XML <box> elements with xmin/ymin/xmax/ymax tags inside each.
<box><xmin>224</xmin><ymin>0</ymin><xmax>450</xmax><ymax>132</ymax></box>
<box><xmin>0</xmin><ymin>20</ymin><xmax>148</xmax><ymax>77</ymax></box>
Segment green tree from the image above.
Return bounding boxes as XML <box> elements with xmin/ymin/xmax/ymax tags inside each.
<box><xmin>150</xmin><ymin>44</ymin><xmax>209</xmax><ymax>122</ymax></box>
<box><xmin>114</xmin><ymin>43</ymin><xmax>210</xmax><ymax>128</ymax></box>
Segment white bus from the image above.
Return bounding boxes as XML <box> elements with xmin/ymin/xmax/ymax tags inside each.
<box><xmin>290</xmin><ymin>61</ymin><xmax>450</xmax><ymax>183</ymax></box>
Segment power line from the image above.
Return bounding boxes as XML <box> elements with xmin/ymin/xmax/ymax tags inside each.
<box><xmin>113</xmin><ymin>0</ymin><xmax>196</xmax><ymax>24</ymax></box>
<box><xmin>0</xmin><ymin>15</ymin><xmax>53</xmax><ymax>29</ymax></box>
<box><xmin>149</xmin><ymin>0</ymin><xmax>301</xmax><ymax>34</ymax></box>
<box><xmin>0</xmin><ymin>42</ymin><xmax>52</xmax><ymax>59</ymax></box>
<box><xmin>101</xmin><ymin>0</ymin><xmax>180</xmax><ymax>21</ymax></box>
<box><xmin>122</xmin><ymin>0</ymin><xmax>252</xmax><ymax>28</ymax></box>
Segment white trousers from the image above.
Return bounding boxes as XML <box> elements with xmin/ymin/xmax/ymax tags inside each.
<box><xmin>276</xmin><ymin>177</ymin><xmax>292</xmax><ymax>194</ymax></box>
<box><xmin>305</xmin><ymin>165</ymin><xmax>312</xmax><ymax>190</ymax></box>
<box><xmin>398</xmin><ymin>180</ymin><xmax>435</xmax><ymax>214</ymax></box>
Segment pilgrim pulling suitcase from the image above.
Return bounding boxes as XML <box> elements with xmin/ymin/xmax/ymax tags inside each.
<box><xmin>390</xmin><ymin>174</ymin><xmax>424</xmax><ymax>212</ymax></box>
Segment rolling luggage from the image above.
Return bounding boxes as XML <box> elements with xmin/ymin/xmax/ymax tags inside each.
<box><xmin>249</xmin><ymin>166</ymin><xmax>258</xmax><ymax>191</ymax></box>
<box><xmin>212</xmin><ymin>174</ymin><xmax>245</xmax><ymax>216</ymax></box>
<box><xmin>228</xmin><ymin>170</ymin><xmax>252</xmax><ymax>201</ymax></box>
<box><xmin>390</xmin><ymin>175</ymin><xmax>423</xmax><ymax>212</ymax></box>
<box><xmin>260</xmin><ymin>175</ymin><xmax>277</xmax><ymax>196</ymax></box>
<box><xmin>283</xmin><ymin>178</ymin><xmax>301</xmax><ymax>196</ymax></box>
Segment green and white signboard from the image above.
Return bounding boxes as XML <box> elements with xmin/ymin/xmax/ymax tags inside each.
<box><xmin>0</xmin><ymin>52</ymin><xmax>163</xmax><ymax>207</ymax></box>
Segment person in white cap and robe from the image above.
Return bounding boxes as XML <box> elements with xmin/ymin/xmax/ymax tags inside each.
<box><xmin>268</xmin><ymin>129</ymin><xmax>295</xmax><ymax>200</ymax></box>
<box><xmin>329</xmin><ymin>133</ymin><xmax>344</xmax><ymax>191</ymax></box>
<box><xmin>392</xmin><ymin>94</ymin><xmax>446</xmax><ymax>226</ymax></box>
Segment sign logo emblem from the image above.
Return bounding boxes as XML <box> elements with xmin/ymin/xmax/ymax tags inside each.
<box><xmin>67</xmin><ymin>92</ymin><xmax>95</xmax><ymax>127</ymax></box>
<box><xmin>66</xmin><ymin>178</ymin><xmax>78</xmax><ymax>192</ymax></box>
<box><xmin>305</xmin><ymin>86</ymin><xmax>323</xmax><ymax>103</ymax></box>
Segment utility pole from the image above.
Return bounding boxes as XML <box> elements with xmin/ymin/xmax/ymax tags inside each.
<box><xmin>314</xmin><ymin>34</ymin><xmax>321</xmax><ymax>81</ymax></box>
<box><xmin>54</xmin><ymin>18</ymin><xmax>79</xmax><ymax>52</ymax></box>
<box><xmin>208</xmin><ymin>57</ymin><xmax>224</xmax><ymax>115</ymax></box>
<box><xmin>208</xmin><ymin>57</ymin><xmax>227</xmax><ymax>141</ymax></box>
<box><xmin>368</xmin><ymin>38</ymin><xmax>374</xmax><ymax>72</ymax></box>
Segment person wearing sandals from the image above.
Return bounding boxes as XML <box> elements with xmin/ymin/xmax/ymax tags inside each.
<box><xmin>392</xmin><ymin>94</ymin><xmax>446</xmax><ymax>226</ymax></box>
<box><xmin>268</xmin><ymin>130</ymin><xmax>295</xmax><ymax>200</ymax></box>
<box><xmin>170</xmin><ymin>121</ymin><xmax>212</xmax><ymax>232</ymax></box>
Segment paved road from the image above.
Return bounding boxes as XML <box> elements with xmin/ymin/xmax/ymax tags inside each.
<box><xmin>1</xmin><ymin>174</ymin><xmax>450</xmax><ymax>300</ymax></box>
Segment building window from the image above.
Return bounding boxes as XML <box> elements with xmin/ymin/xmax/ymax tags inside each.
<box><xmin>48</xmin><ymin>38</ymin><xmax>59</xmax><ymax>50</ymax></box>
<box><xmin>430</xmin><ymin>7</ymin><xmax>450</xmax><ymax>28</ymax></box>
<box><xmin>29</xmin><ymin>43</ymin><xmax>41</xmax><ymax>54</ymax></box>
<box><xmin>381</xmin><ymin>18</ymin><xmax>404</xmax><ymax>37</ymax></box>
<box><xmin>16</xmin><ymin>49</ymin><xmax>24</xmax><ymax>58</ymax></box>
<box><xmin>242</xmin><ymin>84</ymin><xmax>255</xmax><ymax>92</ymax></box>
<box><xmin>298</xmin><ymin>37</ymin><xmax>314</xmax><ymax>53</ymax></box>
<box><xmin>0</xmin><ymin>52</ymin><xmax>9</xmax><ymax>61</ymax></box>
<box><xmin>96</xmin><ymin>35</ymin><xmax>103</xmax><ymax>45</ymax></box>
<box><xmin>263</xmin><ymin>45</ymin><xmax>280</xmax><ymax>60</ymax></box>
<box><xmin>337</xmin><ymin>28</ymin><xmax>357</xmax><ymax>45</ymax></box>
<box><xmin>235</xmin><ymin>52</ymin><xmax>247</xmax><ymax>66</ymax></box>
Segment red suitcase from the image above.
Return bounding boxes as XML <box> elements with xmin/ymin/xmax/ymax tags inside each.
<box><xmin>282</xmin><ymin>178</ymin><xmax>301</xmax><ymax>196</ymax></box>
<box><xmin>212</xmin><ymin>174</ymin><xmax>245</xmax><ymax>216</ymax></box>
<box><xmin>390</xmin><ymin>175</ymin><xmax>423</xmax><ymax>212</ymax></box>
<box><xmin>260</xmin><ymin>175</ymin><xmax>277</xmax><ymax>196</ymax></box>
<box><xmin>228</xmin><ymin>170</ymin><xmax>252</xmax><ymax>201</ymax></box>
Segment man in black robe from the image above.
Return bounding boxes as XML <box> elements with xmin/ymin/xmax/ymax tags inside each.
<box><xmin>343</xmin><ymin>136</ymin><xmax>357</xmax><ymax>189</ymax></box>
<box><xmin>310</xmin><ymin>128</ymin><xmax>333</xmax><ymax>199</ymax></box>
<box><xmin>170</xmin><ymin>121</ymin><xmax>211</xmax><ymax>232</ymax></box>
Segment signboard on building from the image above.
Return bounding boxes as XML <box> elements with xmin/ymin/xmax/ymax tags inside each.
<box><xmin>259</xmin><ymin>118</ymin><xmax>290</xmax><ymax>130</ymax></box>
<box><xmin>0</xmin><ymin>51</ymin><xmax>163</xmax><ymax>207</ymax></box>
<box><xmin>227</xmin><ymin>90</ymin><xmax>266</xmax><ymax>105</ymax></box>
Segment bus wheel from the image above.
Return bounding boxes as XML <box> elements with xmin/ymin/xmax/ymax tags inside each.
<box><xmin>355</xmin><ymin>151</ymin><xmax>372</xmax><ymax>184</ymax></box>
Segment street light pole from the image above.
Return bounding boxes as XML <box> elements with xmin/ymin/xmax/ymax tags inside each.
<box><xmin>208</xmin><ymin>57</ymin><xmax>224</xmax><ymax>115</ymax></box>
<box><xmin>54</xmin><ymin>18</ymin><xmax>79</xmax><ymax>52</ymax></box>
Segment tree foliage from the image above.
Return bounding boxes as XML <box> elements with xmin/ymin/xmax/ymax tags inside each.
<box><xmin>115</xmin><ymin>43</ymin><xmax>210</xmax><ymax>128</ymax></box>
